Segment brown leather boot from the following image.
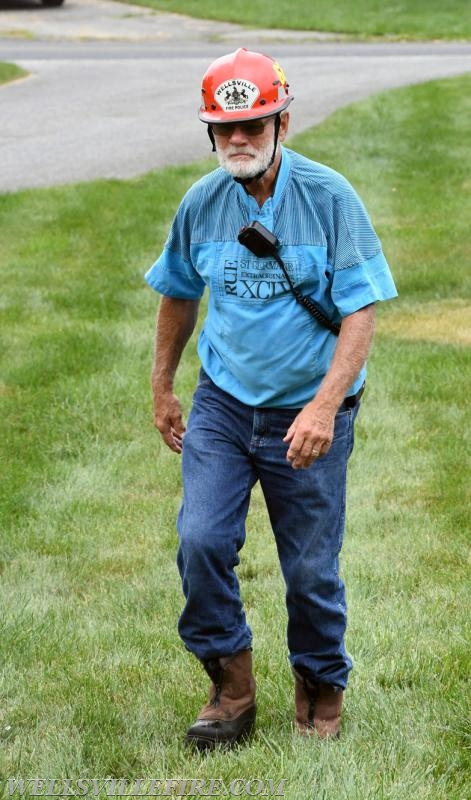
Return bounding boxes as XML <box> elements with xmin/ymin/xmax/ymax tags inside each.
<box><xmin>185</xmin><ymin>649</ymin><xmax>256</xmax><ymax>749</ymax></box>
<box><xmin>293</xmin><ymin>667</ymin><xmax>343</xmax><ymax>738</ymax></box>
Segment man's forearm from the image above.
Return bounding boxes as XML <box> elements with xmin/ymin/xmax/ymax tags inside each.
<box><xmin>314</xmin><ymin>303</ymin><xmax>376</xmax><ymax>412</ymax></box>
<box><xmin>283</xmin><ymin>303</ymin><xmax>376</xmax><ymax>469</ymax></box>
<box><xmin>151</xmin><ymin>296</ymin><xmax>200</xmax><ymax>452</ymax></box>
<box><xmin>151</xmin><ymin>296</ymin><xmax>200</xmax><ymax>396</ymax></box>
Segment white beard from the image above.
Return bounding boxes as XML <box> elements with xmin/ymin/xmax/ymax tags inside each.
<box><xmin>217</xmin><ymin>139</ymin><xmax>274</xmax><ymax>180</ymax></box>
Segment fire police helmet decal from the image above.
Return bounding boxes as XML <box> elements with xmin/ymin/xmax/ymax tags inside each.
<box><xmin>215</xmin><ymin>79</ymin><xmax>260</xmax><ymax>113</ymax></box>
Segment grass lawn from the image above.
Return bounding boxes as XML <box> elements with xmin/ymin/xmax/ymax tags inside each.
<box><xmin>1</xmin><ymin>75</ymin><xmax>470</xmax><ymax>798</ymax></box>
<box><xmin>117</xmin><ymin>0</ymin><xmax>471</xmax><ymax>39</ymax></box>
<box><xmin>0</xmin><ymin>62</ymin><xmax>28</xmax><ymax>86</ymax></box>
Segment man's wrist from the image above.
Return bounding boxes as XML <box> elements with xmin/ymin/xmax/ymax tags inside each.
<box><xmin>310</xmin><ymin>388</ymin><xmax>346</xmax><ymax>415</ymax></box>
<box><xmin>152</xmin><ymin>369</ymin><xmax>175</xmax><ymax>395</ymax></box>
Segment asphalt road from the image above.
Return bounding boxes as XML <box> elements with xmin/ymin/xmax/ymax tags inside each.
<box><xmin>1</xmin><ymin>0</ymin><xmax>471</xmax><ymax>192</ymax></box>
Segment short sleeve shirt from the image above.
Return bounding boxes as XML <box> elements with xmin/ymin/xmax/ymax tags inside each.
<box><xmin>145</xmin><ymin>148</ymin><xmax>397</xmax><ymax>407</ymax></box>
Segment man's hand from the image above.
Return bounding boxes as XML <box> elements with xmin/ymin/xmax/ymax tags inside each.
<box><xmin>153</xmin><ymin>391</ymin><xmax>186</xmax><ymax>453</ymax></box>
<box><xmin>283</xmin><ymin>401</ymin><xmax>336</xmax><ymax>470</ymax></box>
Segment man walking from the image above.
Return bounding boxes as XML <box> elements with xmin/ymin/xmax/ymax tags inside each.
<box><xmin>145</xmin><ymin>48</ymin><xmax>397</xmax><ymax>748</ymax></box>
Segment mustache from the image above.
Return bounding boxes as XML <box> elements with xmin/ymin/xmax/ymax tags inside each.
<box><xmin>223</xmin><ymin>148</ymin><xmax>257</xmax><ymax>158</ymax></box>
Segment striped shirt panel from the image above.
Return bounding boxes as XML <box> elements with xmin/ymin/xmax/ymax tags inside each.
<box><xmin>164</xmin><ymin>148</ymin><xmax>381</xmax><ymax>272</ymax></box>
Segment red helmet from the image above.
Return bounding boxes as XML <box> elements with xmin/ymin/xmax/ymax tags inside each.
<box><xmin>199</xmin><ymin>48</ymin><xmax>293</xmax><ymax>124</ymax></box>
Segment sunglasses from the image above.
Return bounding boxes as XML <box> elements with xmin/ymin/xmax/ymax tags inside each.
<box><xmin>211</xmin><ymin>119</ymin><xmax>271</xmax><ymax>138</ymax></box>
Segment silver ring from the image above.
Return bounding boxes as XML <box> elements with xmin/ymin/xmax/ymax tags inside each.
<box><xmin>311</xmin><ymin>448</ymin><xmax>320</xmax><ymax>457</ymax></box>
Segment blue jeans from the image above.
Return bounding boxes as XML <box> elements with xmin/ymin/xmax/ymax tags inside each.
<box><xmin>177</xmin><ymin>370</ymin><xmax>359</xmax><ymax>689</ymax></box>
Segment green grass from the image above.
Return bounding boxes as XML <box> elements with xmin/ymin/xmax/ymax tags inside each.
<box><xmin>0</xmin><ymin>61</ymin><xmax>28</xmax><ymax>86</ymax></box>
<box><xmin>1</xmin><ymin>75</ymin><xmax>470</xmax><ymax>798</ymax></box>
<box><xmin>117</xmin><ymin>0</ymin><xmax>471</xmax><ymax>39</ymax></box>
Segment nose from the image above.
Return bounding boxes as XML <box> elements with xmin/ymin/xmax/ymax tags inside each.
<box><xmin>227</xmin><ymin>125</ymin><xmax>250</xmax><ymax>144</ymax></box>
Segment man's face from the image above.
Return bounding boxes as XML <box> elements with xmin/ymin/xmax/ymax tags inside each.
<box><xmin>212</xmin><ymin>116</ymin><xmax>278</xmax><ymax>180</ymax></box>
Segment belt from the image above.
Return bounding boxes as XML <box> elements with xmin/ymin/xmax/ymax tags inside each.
<box><xmin>341</xmin><ymin>382</ymin><xmax>365</xmax><ymax>410</ymax></box>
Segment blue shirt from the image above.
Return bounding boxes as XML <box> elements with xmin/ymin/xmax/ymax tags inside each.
<box><xmin>145</xmin><ymin>147</ymin><xmax>397</xmax><ymax>407</ymax></box>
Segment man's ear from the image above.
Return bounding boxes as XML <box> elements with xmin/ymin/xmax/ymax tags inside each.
<box><xmin>278</xmin><ymin>112</ymin><xmax>290</xmax><ymax>143</ymax></box>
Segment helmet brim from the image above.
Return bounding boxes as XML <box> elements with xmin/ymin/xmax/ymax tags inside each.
<box><xmin>199</xmin><ymin>96</ymin><xmax>293</xmax><ymax>125</ymax></box>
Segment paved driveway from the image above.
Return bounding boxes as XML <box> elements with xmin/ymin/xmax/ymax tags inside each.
<box><xmin>1</xmin><ymin>0</ymin><xmax>471</xmax><ymax>192</ymax></box>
